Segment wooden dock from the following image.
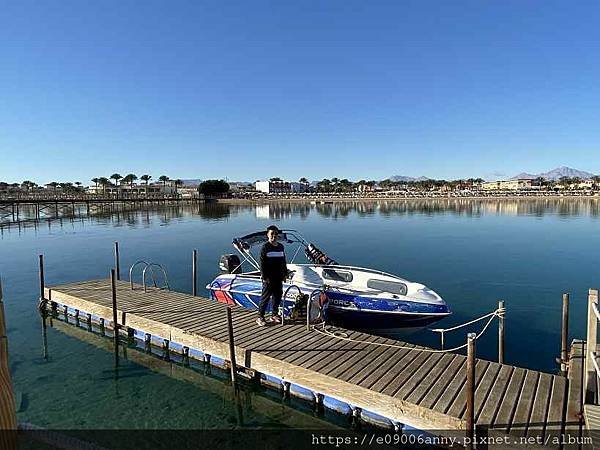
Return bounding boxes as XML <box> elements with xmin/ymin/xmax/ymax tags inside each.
<box><xmin>40</xmin><ymin>278</ymin><xmax>588</xmax><ymax>447</ymax></box>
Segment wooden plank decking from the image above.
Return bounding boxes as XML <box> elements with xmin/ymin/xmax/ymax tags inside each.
<box><xmin>45</xmin><ymin>279</ymin><xmax>574</xmax><ymax>444</ymax></box>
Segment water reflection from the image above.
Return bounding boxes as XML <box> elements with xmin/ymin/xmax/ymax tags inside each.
<box><xmin>246</xmin><ymin>197</ymin><xmax>600</xmax><ymax>219</ymax></box>
<box><xmin>2</xmin><ymin>198</ymin><xmax>599</xmax><ymax>234</ymax></box>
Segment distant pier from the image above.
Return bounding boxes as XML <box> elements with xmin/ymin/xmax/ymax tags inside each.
<box><xmin>0</xmin><ymin>196</ymin><xmax>206</xmax><ymax>225</ymax></box>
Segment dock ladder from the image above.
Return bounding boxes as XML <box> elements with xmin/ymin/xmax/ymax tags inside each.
<box><xmin>128</xmin><ymin>260</ymin><xmax>171</xmax><ymax>293</ymax></box>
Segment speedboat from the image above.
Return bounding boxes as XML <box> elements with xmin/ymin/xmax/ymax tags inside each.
<box><xmin>207</xmin><ymin>230</ymin><xmax>450</xmax><ymax>334</ymax></box>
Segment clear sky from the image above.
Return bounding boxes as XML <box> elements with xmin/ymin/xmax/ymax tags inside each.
<box><xmin>1</xmin><ymin>0</ymin><xmax>599</xmax><ymax>184</ymax></box>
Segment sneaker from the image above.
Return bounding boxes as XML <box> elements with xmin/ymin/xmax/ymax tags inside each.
<box><xmin>269</xmin><ymin>315</ymin><xmax>282</xmax><ymax>324</ymax></box>
<box><xmin>256</xmin><ymin>317</ymin><xmax>267</xmax><ymax>326</ymax></box>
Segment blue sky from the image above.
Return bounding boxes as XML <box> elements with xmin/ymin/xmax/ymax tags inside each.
<box><xmin>1</xmin><ymin>0</ymin><xmax>599</xmax><ymax>184</ymax></box>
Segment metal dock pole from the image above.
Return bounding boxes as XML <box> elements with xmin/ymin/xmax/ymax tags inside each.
<box><xmin>39</xmin><ymin>254</ymin><xmax>45</xmax><ymax>302</ymax></box>
<box><xmin>226</xmin><ymin>307</ymin><xmax>238</xmax><ymax>390</ymax></box>
<box><xmin>111</xmin><ymin>269</ymin><xmax>119</xmax><ymax>367</ymax></box>
<box><xmin>114</xmin><ymin>242</ymin><xmax>120</xmax><ymax>281</ymax></box>
<box><xmin>560</xmin><ymin>293</ymin><xmax>570</xmax><ymax>376</ymax></box>
<box><xmin>498</xmin><ymin>300</ymin><xmax>505</xmax><ymax>364</ymax></box>
<box><xmin>38</xmin><ymin>255</ymin><xmax>49</xmax><ymax>360</ymax></box>
<box><xmin>192</xmin><ymin>249</ymin><xmax>197</xmax><ymax>296</ymax></box>
<box><xmin>466</xmin><ymin>332</ymin><xmax>476</xmax><ymax>449</ymax></box>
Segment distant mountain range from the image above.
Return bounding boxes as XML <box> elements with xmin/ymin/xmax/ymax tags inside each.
<box><xmin>181</xmin><ymin>179</ymin><xmax>203</xmax><ymax>186</ymax></box>
<box><xmin>181</xmin><ymin>179</ymin><xmax>254</xmax><ymax>186</ymax></box>
<box><xmin>181</xmin><ymin>168</ymin><xmax>596</xmax><ymax>186</ymax></box>
<box><xmin>389</xmin><ymin>175</ymin><xmax>431</xmax><ymax>182</ymax></box>
<box><xmin>509</xmin><ymin>166</ymin><xmax>596</xmax><ymax>181</ymax></box>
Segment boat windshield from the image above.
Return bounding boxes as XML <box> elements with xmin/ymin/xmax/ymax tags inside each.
<box><xmin>233</xmin><ymin>230</ymin><xmax>306</xmax><ymax>250</ymax></box>
<box><xmin>232</xmin><ymin>230</ymin><xmax>337</xmax><ymax>269</ymax></box>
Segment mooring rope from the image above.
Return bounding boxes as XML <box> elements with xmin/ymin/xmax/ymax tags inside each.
<box><xmin>311</xmin><ymin>306</ymin><xmax>505</xmax><ymax>354</ymax></box>
<box><xmin>430</xmin><ymin>306</ymin><xmax>505</xmax><ymax>334</ymax></box>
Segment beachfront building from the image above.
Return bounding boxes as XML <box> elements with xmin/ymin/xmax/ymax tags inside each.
<box><xmin>482</xmin><ymin>179</ymin><xmax>534</xmax><ymax>190</ymax></box>
<box><xmin>87</xmin><ymin>182</ymin><xmax>176</xmax><ymax>197</ymax></box>
<box><xmin>255</xmin><ymin>180</ymin><xmax>309</xmax><ymax>194</ymax></box>
<box><xmin>572</xmin><ymin>180</ymin><xmax>594</xmax><ymax>190</ymax></box>
<box><xmin>356</xmin><ymin>183</ymin><xmax>376</xmax><ymax>193</ymax></box>
<box><xmin>229</xmin><ymin>182</ymin><xmax>256</xmax><ymax>193</ymax></box>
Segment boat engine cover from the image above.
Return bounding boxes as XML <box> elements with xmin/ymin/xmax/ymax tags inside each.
<box><xmin>219</xmin><ymin>254</ymin><xmax>242</xmax><ymax>274</ymax></box>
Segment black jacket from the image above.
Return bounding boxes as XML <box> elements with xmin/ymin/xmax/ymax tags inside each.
<box><xmin>260</xmin><ymin>242</ymin><xmax>287</xmax><ymax>282</ymax></box>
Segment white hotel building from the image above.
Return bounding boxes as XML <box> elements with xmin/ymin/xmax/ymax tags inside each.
<box><xmin>255</xmin><ymin>180</ymin><xmax>309</xmax><ymax>194</ymax></box>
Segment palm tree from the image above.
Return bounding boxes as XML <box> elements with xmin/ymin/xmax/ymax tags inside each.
<box><xmin>317</xmin><ymin>179</ymin><xmax>332</xmax><ymax>192</ymax></box>
<box><xmin>559</xmin><ymin>176</ymin><xmax>571</xmax><ymax>187</ymax></box>
<box><xmin>110</xmin><ymin>173</ymin><xmax>123</xmax><ymax>186</ymax></box>
<box><xmin>59</xmin><ymin>182</ymin><xmax>74</xmax><ymax>193</ymax></box>
<box><xmin>91</xmin><ymin>178</ymin><xmax>99</xmax><ymax>188</ymax></box>
<box><xmin>158</xmin><ymin>176</ymin><xmax>170</xmax><ymax>196</ymax></box>
<box><xmin>109</xmin><ymin>173</ymin><xmax>122</xmax><ymax>198</ymax></box>
<box><xmin>174</xmin><ymin>179</ymin><xmax>183</xmax><ymax>195</ymax></box>
<box><xmin>98</xmin><ymin>177</ymin><xmax>110</xmax><ymax>196</ymax></box>
<box><xmin>124</xmin><ymin>173</ymin><xmax>138</xmax><ymax>187</ymax></box>
<box><xmin>299</xmin><ymin>177</ymin><xmax>308</xmax><ymax>184</ymax></box>
<box><xmin>158</xmin><ymin>175</ymin><xmax>170</xmax><ymax>187</ymax></box>
<box><xmin>139</xmin><ymin>174</ymin><xmax>152</xmax><ymax>197</ymax></box>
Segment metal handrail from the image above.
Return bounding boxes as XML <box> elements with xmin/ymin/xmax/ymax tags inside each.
<box><xmin>281</xmin><ymin>284</ymin><xmax>303</xmax><ymax>324</ymax></box>
<box><xmin>142</xmin><ymin>263</ymin><xmax>170</xmax><ymax>293</ymax></box>
<box><xmin>129</xmin><ymin>260</ymin><xmax>151</xmax><ymax>290</ymax></box>
<box><xmin>306</xmin><ymin>288</ymin><xmax>326</xmax><ymax>331</ymax></box>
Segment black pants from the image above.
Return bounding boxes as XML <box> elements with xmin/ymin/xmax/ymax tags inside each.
<box><xmin>259</xmin><ymin>279</ymin><xmax>283</xmax><ymax>317</ymax></box>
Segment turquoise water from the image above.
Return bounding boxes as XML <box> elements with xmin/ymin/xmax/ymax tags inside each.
<box><xmin>1</xmin><ymin>198</ymin><xmax>600</xmax><ymax>429</ymax></box>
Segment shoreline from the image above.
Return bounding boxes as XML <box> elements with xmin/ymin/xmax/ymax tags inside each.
<box><xmin>218</xmin><ymin>194</ymin><xmax>600</xmax><ymax>205</ymax></box>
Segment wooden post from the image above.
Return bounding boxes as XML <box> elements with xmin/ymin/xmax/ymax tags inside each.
<box><xmin>498</xmin><ymin>300</ymin><xmax>505</xmax><ymax>364</ymax></box>
<box><xmin>114</xmin><ymin>242</ymin><xmax>120</xmax><ymax>281</ymax></box>
<box><xmin>192</xmin><ymin>249</ymin><xmax>197</xmax><ymax>296</ymax></box>
<box><xmin>561</xmin><ymin>293</ymin><xmax>570</xmax><ymax>376</ymax></box>
<box><xmin>585</xmin><ymin>289</ymin><xmax>598</xmax><ymax>403</ymax></box>
<box><xmin>0</xmin><ymin>277</ymin><xmax>18</xmax><ymax>449</ymax></box>
<box><xmin>39</xmin><ymin>254</ymin><xmax>45</xmax><ymax>301</ymax></box>
<box><xmin>111</xmin><ymin>269</ymin><xmax>119</xmax><ymax>367</ymax></box>
<box><xmin>226</xmin><ymin>307</ymin><xmax>237</xmax><ymax>390</ymax></box>
<box><xmin>466</xmin><ymin>332</ymin><xmax>476</xmax><ymax>449</ymax></box>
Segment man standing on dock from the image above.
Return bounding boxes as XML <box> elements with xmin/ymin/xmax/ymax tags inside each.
<box><xmin>257</xmin><ymin>225</ymin><xmax>288</xmax><ymax>326</ymax></box>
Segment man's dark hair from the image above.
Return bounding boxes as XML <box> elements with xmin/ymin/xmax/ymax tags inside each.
<box><xmin>267</xmin><ymin>225</ymin><xmax>280</xmax><ymax>233</ymax></box>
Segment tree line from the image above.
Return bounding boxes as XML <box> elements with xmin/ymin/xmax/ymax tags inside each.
<box><xmin>0</xmin><ymin>175</ymin><xmax>230</xmax><ymax>197</ymax></box>
<box><xmin>268</xmin><ymin>176</ymin><xmax>600</xmax><ymax>192</ymax></box>
<box><xmin>90</xmin><ymin>174</ymin><xmax>179</xmax><ymax>193</ymax></box>
<box><xmin>312</xmin><ymin>177</ymin><xmax>487</xmax><ymax>192</ymax></box>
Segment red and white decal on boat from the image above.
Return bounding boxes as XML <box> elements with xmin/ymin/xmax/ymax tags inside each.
<box><xmin>214</xmin><ymin>289</ymin><xmax>235</xmax><ymax>305</ymax></box>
